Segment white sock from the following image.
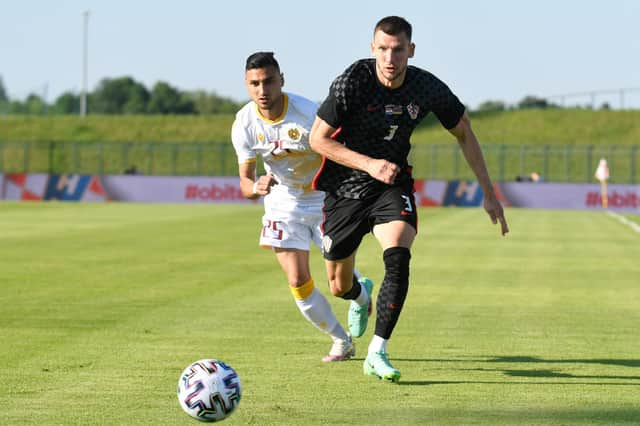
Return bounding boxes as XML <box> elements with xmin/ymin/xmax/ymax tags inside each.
<box><xmin>353</xmin><ymin>267</ymin><xmax>362</xmax><ymax>280</ymax></box>
<box><xmin>291</xmin><ymin>279</ymin><xmax>348</xmax><ymax>341</ymax></box>
<box><xmin>354</xmin><ymin>280</ymin><xmax>369</xmax><ymax>306</ymax></box>
<box><xmin>368</xmin><ymin>335</ymin><xmax>388</xmax><ymax>354</ymax></box>
<box><xmin>327</xmin><ymin>323</ymin><xmax>349</xmax><ymax>343</ymax></box>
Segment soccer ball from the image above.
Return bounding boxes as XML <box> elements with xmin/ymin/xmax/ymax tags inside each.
<box><xmin>177</xmin><ymin>359</ymin><xmax>242</xmax><ymax>422</ymax></box>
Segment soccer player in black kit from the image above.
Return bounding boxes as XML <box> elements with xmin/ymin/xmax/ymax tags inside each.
<box><xmin>310</xmin><ymin>16</ymin><xmax>509</xmax><ymax>382</ymax></box>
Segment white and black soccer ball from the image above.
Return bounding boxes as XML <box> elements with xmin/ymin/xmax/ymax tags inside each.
<box><xmin>177</xmin><ymin>359</ymin><xmax>242</xmax><ymax>422</ymax></box>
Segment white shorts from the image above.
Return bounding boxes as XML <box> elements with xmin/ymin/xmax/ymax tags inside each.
<box><xmin>259</xmin><ymin>186</ymin><xmax>324</xmax><ymax>251</ymax></box>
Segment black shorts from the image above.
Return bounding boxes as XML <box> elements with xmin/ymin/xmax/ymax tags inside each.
<box><xmin>320</xmin><ymin>180</ymin><xmax>418</xmax><ymax>260</ymax></box>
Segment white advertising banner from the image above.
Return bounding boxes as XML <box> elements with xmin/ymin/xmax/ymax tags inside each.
<box><xmin>101</xmin><ymin>176</ymin><xmax>258</xmax><ymax>204</ymax></box>
<box><xmin>1</xmin><ymin>173</ymin><xmax>638</xmax><ymax>212</ymax></box>
<box><xmin>500</xmin><ymin>182</ymin><xmax>640</xmax><ymax>212</ymax></box>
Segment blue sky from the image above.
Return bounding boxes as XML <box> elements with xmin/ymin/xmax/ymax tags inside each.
<box><xmin>1</xmin><ymin>0</ymin><xmax>639</xmax><ymax>109</ymax></box>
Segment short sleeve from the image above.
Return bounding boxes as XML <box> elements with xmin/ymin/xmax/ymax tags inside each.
<box><xmin>317</xmin><ymin>76</ymin><xmax>348</xmax><ymax>129</ymax></box>
<box><xmin>231</xmin><ymin>118</ymin><xmax>256</xmax><ymax>164</ymax></box>
<box><xmin>316</xmin><ymin>60</ymin><xmax>368</xmax><ymax>129</ymax></box>
<box><xmin>430</xmin><ymin>78</ymin><xmax>465</xmax><ymax>130</ymax></box>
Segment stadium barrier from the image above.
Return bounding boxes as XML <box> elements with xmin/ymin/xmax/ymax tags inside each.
<box><xmin>2</xmin><ymin>173</ymin><xmax>638</xmax><ymax>212</ymax></box>
<box><xmin>0</xmin><ymin>141</ymin><xmax>638</xmax><ymax>183</ymax></box>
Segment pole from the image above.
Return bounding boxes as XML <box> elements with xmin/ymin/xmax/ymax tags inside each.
<box><xmin>43</xmin><ymin>82</ymin><xmax>48</xmax><ymax>116</ymax></box>
<box><xmin>80</xmin><ymin>11</ymin><xmax>90</xmax><ymax>117</ymax></box>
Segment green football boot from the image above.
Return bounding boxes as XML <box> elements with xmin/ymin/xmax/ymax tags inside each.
<box><xmin>363</xmin><ymin>351</ymin><xmax>401</xmax><ymax>383</ymax></box>
<box><xmin>347</xmin><ymin>277</ymin><xmax>373</xmax><ymax>337</ymax></box>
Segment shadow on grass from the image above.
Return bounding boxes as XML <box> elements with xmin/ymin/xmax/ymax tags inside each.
<box><xmin>457</xmin><ymin>367</ymin><xmax>640</xmax><ymax>381</ymax></box>
<box><xmin>386</xmin><ymin>355</ymin><xmax>640</xmax><ymax>386</ymax></box>
<box><xmin>391</xmin><ymin>355</ymin><xmax>640</xmax><ymax>368</ymax></box>
<box><xmin>485</xmin><ymin>355</ymin><xmax>640</xmax><ymax>368</ymax></box>
<box><xmin>399</xmin><ymin>380</ymin><xmax>640</xmax><ymax>386</ymax></box>
<box><xmin>353</xmin><ymin>406</ymin><xmax>640</xmax><ymax>424</ymax></box>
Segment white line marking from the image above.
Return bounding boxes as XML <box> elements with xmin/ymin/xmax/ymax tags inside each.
<box><xmin>607</xmin><ymin>211</ymin><xmax>640</xmax><ymax>234</ymax></box>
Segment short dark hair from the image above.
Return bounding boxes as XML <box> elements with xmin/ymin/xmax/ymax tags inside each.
<box><xmin>374</xmin><ymin>16</ymin><xmax>412</xmax><ymax>41</ymax></box>
<box><xmin>245</xmin><ymin>51</ymin><xmax>280</xmax><ymax>72</ymax></box>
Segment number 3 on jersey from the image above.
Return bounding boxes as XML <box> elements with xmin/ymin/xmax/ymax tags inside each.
<box><xmin>383</xmin><ymin>125</ymin><xmax>399</xmax><ymax>141</ymax></box>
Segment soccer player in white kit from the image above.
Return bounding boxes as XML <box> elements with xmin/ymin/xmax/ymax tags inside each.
<box><xmin>231</xmin><ymin>52</ymin><xmax>372</xmax><ymax>362</ymax></box>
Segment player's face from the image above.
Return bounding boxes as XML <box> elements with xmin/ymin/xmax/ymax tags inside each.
<box><xmin>245</xmin><ymin>66</ymin><xmax>284</xmax><ymax>116</ymax></box>
<box><xmin>371</xmin><ymin>30</ymin><xmax>415</xmax><ymax>89</ymax></box>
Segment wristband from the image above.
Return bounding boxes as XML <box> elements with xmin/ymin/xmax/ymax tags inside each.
<box><xmin>252</xmin><ymin>181</ymin><xmax>259</xmax><ymax>195</ymax></box>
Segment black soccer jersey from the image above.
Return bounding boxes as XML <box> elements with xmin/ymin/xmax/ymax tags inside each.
<box><xmin>314</xmin><ymin>58</ymin><xmax>465</xmax><ymax>199</ymax></box>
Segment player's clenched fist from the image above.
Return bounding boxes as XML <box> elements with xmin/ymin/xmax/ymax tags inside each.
<box><xmin>366</xmin><ymin>158</ymin><xmax>400</xmax><ymax>184</ymax></box>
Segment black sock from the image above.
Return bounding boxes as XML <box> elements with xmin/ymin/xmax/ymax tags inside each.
<box><xmin>375</xmin><ymin>247</ymin><xmax>411</xmax><ymax>339</ymax></box>
<box><xmin>339</xmin><ymin>277</ymin><xmax>362</xmax><ymax>300</ymax></box>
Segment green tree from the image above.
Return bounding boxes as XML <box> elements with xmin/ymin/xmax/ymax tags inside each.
<box><xmin>90</xmin><ymin>76</ymin><xmax>150</xmax><ymax>114</ymax></box>
<box><xmin>0</xmin><ymin>75</ymin><xmax>8</xmax><ymax>114</ymax></box>
<box><xmin>148</xmin><ymin>81</ymin><xmax>195</xmax><ymax>114</ymax></box>
<box><xmin>123</xmin><ymin>83</ymin><xmax>150</xmax><ymax>114</ymax></box>
<box><xmin>7</xmin><ymin>100</ymin><xmax>25</xmax><ymax>114</ymax></box>
<box><xmin>0</xmin><ymin>75</ymin><xmax>7</xmax><ymax>103</ymax></box>
<box><xmin>188</xmin><ymin>90</ymin><xmax>242</xmax><ymax>114</ymax></box>
<box><xmin>52</xmin><ymin>91</ymin><xmax>79</xmax><ymax>114</ymax></box>
<box><xmin>518</xmin><ymin>95</ymin><xmax>548</xmax><ymax>109</ymax></box>
<box><xmin>476</xmin><ymin>100</ymin><xmax>506</xmax><ymax>112</ymax></box>
<box><xmin>24</xmin><ymin>94</ymin><xmax>46</xmax><ymax>115</ymax></box>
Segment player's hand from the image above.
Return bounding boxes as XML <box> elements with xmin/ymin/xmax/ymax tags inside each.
<box><xmin>253</xmin><ymin>174</ymin><xmax>277</xmax><ymax>196</ymax></box>
<box><xmin>366</xmin><ymin>158</ymin><xmax>400</xmax><ymax>184</ymax></box>
<box><xmin>484</xmin><ymin>197</ymin><xmax>509</xmax><ymax>236</ymax></box>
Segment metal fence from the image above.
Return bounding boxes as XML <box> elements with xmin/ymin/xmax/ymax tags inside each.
<box><xmin>0</xmin><ymin>141</ymin><xmax>638</xmax><ymax>183</ymax></box>
<box><xmin>410</xmin><ymin>143</ymin><xmax>639</xmax><ymax>183</ymax></box>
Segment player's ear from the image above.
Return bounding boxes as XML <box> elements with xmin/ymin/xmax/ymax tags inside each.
<box><xmin>280</xmin><ymin>73</ymin><xmax>285</xmax><ymax>87</ymax></box>
<box><xmin>408</xmin><ymin>42</ymin><xmax>415</xmax><ymax>58</ymax></box>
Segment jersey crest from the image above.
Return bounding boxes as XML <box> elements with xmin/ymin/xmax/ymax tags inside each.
<box><xmin>288</xmin><ymin>127</ymin><xmax>301</xmax><ymax>140</ymax></box>
<box><xmin>407</xmin><ymin>102</ymin><xmax>420</xmax><ymax>120</ymax></box>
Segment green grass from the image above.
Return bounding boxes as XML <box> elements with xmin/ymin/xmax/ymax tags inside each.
<box><xmin>414</xmin><ymin>109</ymin><xmax>640</xmax><ymax>146</ymax></box>
<box><xmin>2</xmin><ymin>109</ymin><xmax>640</xmax><ymax>146</ymax></box>
<box><xmin>0</xmin><ymin>115</ymin><xmax>236</xmax><ymax>144</ymax></box>
<box><xmin>1</xmin><ymin>110</ymin><xmax>639</xmax><ymax>181</ymax></box>
<box><xmin>1</xmin><ymin>203</ymin><xmax>639</xmax><ymax>425</ymax></box>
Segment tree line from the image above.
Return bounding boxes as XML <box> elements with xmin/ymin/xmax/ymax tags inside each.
<box><xmin>0</xmin><ymin>75</ymin><xmax>244</xmax><ymax>115</ymax></box>
<box><xmin>0</xmin><ymin>74</ymin><xmax>614</xmax><ymax>116</ymax></box>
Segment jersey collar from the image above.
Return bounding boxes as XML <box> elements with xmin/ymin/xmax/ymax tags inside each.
<box><xmin>255</xmin><ymin>94</ymin><xmax>289</xmax><ymax>124</ymax></box>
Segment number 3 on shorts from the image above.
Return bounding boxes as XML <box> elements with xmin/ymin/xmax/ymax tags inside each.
<box><xmin>401</xmin><ymin>195</ymin><xmax>413</xmax><ymax>213</ymax></box>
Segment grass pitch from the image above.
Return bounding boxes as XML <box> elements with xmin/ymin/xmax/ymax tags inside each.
<box><xmin>1</xmin><ymin>203</ymin><xmax>639</xmax><ymax>425</ymax></box>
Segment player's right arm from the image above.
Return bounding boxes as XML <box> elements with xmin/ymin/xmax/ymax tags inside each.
<box><xmin>232</xmin><ymin>113</ymin><xmax>275</xmax><ymax>199</ymax></box>
<box><xmin>238</xmin><ymin>161</ymin><xmax>270</xmax><ymax>199</ymax></box>
<box><xmin>309</xmin><ymin>117</ymin><xmax>399</xmax><ymax>185</ymax></box>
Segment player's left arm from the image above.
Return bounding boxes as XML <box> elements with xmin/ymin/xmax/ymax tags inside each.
<box><xmin>448</xmin><ymin>111</ymin><xmax>509</xmax><ymax>236</ymax></box>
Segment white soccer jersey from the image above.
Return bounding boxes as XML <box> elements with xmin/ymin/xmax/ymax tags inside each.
<box><xmin>231</xmin><ymin>92</ymin><xmax>324</xmax><ymax>250</ymax></box>
<box><xmin>232</xmin><ymin>93</ymin><xmax>323</xmax><ymax>196</ymax></box>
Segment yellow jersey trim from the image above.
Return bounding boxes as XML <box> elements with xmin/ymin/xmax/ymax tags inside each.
<box><xmin>255</xmin><ymin>94</ymin><xmax>288</xmax><ymax>124</ymax></box>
